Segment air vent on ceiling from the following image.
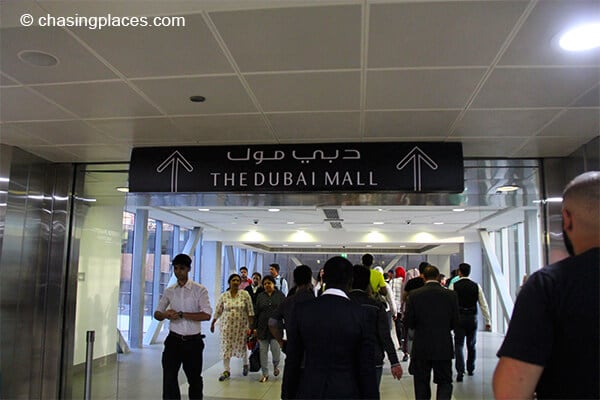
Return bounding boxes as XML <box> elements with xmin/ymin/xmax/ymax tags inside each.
<box><xmin>322</xmin><ymin>208</ymin><xmax>340</xmax><ymax>219</ymax></box>
<box><xmin>330</xmin><ymin>221</ymin><xmax>343</xmax><ymax>229</ymax></box>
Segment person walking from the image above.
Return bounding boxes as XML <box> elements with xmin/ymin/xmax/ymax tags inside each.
<box><xmin>493</xmin><ymin>171</ymin><xmax>600</xmax><ymax>400</ymax></box>
<box><xmin>449</xmin><ymin>262</ymin><xmax>491</xmax><ymax>381</ymax></box>
<box><xmin>269</xmin><ymin>263</ymin><xmax>289</xmax><ymax>296</ymax></box>
<box><xmin>284</xmin><ymin>256</ymin><xmax>378</xmax><ymax>399</ymax></box>
<box><xmin>254</xmin><ymin>275</ymin><xmax>286</xmax><ymax>382</ymax></box>
<box><xmin>210</xmin><ymin>273</ymin><xmax>254</xmax><ymax>381</ymax></box>
<box><xmin>405</xmin><ymin>265</ymin><xmax>459</xmax><ymax>400</ymax></box>
<box><xmin>154</xmin><ymin>254</ymin><xmax>212</xmax><ymax>400</ymax></box>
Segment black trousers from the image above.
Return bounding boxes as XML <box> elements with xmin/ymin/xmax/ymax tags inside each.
<box><xmin>394</xmin><ymin>313</ymin><xmax>407</xmax><ymax>353</ymax></box>
<box><xmin>410</xmin><ymin>358</ymin><xmax>453</xmax><ymax>400</ymax></box>
<box><xmin>454</xmin><ymin>315</ymin><xmax>477</xmax><ymax>375</ymax></box>
<box><xmin>162</xmin><ymin>333</ymin><xmax>205</xmax><ymax>400</ymax></box>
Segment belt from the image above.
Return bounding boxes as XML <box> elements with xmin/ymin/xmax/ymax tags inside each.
<box><xmin>169</xmin><ymin>331</ymin><xmax>205</xmax><ymax>341</ymax></box>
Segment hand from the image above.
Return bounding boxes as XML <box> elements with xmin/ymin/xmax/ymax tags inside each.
<box><xmin>210</xmin><ymin>321</ymin><xmax>216</xmax><ymax>333</ymax></box>
<box><xmin>165</xmin><ymin>310</ymin><xmax>178</xmax><ymax>320</ymax></box>
<box><xmin>391</xmin><ymin>364</ymin><xmax>403</xmax><ymax>380</ymax></box>
<box><xmin>392</xmin><ymin>314</ymin><xmax>398</xmax><ymax>321</ymax></box>
<box><xmin>485</xmin><ymin>324</ymin><xmax>492</xmax><ymax>332</ymax></box>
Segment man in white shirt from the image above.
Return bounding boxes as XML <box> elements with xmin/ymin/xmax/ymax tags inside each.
<box><xmin>269</xmin><ymin>263</ymin><xmax>289</xmax><ymax>296</ymax></box>
<box><xmin>154</xmin><ymin>254</ymin><xmax>212</xmax><ymax>400</ymax></box>
<box><xmin>449</xmin><ymin>262</ymin><xmax>491</xmax><ymax>382</ymax></box>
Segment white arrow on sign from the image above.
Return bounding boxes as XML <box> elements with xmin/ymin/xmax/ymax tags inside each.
<box><xmin>396</xmin><ymin>146</ymin><xmax>438</xmax><ymax>191</ymax></box>
<box><xmin>156</xmin><ymin>151</ymin><xmax>193</xmax><ymax>192</ymax></box>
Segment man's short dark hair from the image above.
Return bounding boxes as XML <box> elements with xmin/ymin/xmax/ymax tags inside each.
<box><xmin>252</xmin><ymin>272</ymin><xmax>262</xmax><ymax>279</ymax></box>
<box><xmin>361</xmin><ymin>253</ymin><xmax>374</xmax><ymax>267</ymax></box>
<box><xmin>172</xmin><ymin>254</ymin><xmax>192</xmax><ymax>268</ymax></box>
<box><xmin>324</xmin><ymin>256</ymin><xmax>353</xmax><ymax>289</ymax></box>
<box><xmin>418</xmin><ymin>261</ymin><xmax>430</xmax><ymax>274</ymax></box>
<box><xmin>458</xmin><ymin>263</ymin><xmax>471</xmax><ymax>277</ymax></box>
<box><xmin>351</xmin><ymin>264</ymin><xmax>371</xmax><ymax>291</ymax></box>
<box><xmin>240</xmin><ymin>266</ymin><xmax>248</xmax><ymax>272</ymax></box>
<box><xmin>269</xmin><ymin>263</ymin><xmax>280</xmax><ymax>272</ymax></box>
<box><xmin>293</xmin><ymin>265</ymin><xmax>312</xmax><ymax>286</ymax></box>
<box><xmin>423</xmin><ymin>265</ymin><xmax>440</xmax><ymax>281</ymax></box>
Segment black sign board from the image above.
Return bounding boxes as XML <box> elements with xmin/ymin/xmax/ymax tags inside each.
<box><xmin>129</xmin><ymin>142</ymin><xmax>463</xmax><ymax>193</ymax></box>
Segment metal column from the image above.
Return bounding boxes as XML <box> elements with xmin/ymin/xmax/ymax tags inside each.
<box><xmin>130</xmin><ymin>209</ymin><xmax>148</xmax><ymax>348</ymax></box>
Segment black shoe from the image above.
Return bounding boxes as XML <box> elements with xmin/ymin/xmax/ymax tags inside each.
<box><xmin>456</xmin><ymin>374</ymin><xmax>463</xmax><ymax>382</ymax></box>
<box><xmin>468</xmin><ymin>371</ymin><xmax>474</xmax><ymax>376</ymax></box>
<box><xmin>402</xmin><ymin>354</ymin><xmax>409</xmax><ymax>362</ymax></box>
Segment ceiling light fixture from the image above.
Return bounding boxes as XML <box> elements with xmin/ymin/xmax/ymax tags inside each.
<box><xmin>287</xmin><ymin>221</ymin><xmax>295</xmax><ymax>224</ymax></box>
<box><xmin>452</xmin><ymin>208</ymin><xmax>465</xmax><ymax>212</ymax></box>
<box><xmin>198</xmin><ymin>208</ymin><xmax>210</xmax><ymax>211</ymax></box>
<box><xmin>18</xmin><ymin>50</ymin><xmax>59</xmax><ymax>67</ymax></box>
<box><xmin>116</xmin><ymin>186</ymin><xmax>129</xmax><ymax>193</ymax></box>
<box><xmin>433</xmin><ymin>222</ymin><xmax>444</xmax><ymax>225</ymax></box>
<box><xmin>189</xmin><ymin>95</ymin><xmax>206</xmax><ymax>102</ymax></box>
<box><xmin>558</xmin><ymin>23</ymin><xmax>600</xmax><ymax>51</ymax></box>
<box><xmin>373</xmin><ymin>221</ymin><xmax>384</xmax><ymax>225</ymax></box>
<box><xmin>496</xmin><ymin>185</ymin><xmax>520</xmax><ymax>193</ymax></box>
<box><xmin>268</xmin><ymin>208</ymin><xmax>280</xmax><ymax>212</ymax></box>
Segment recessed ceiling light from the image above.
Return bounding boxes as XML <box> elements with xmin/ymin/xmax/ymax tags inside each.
<box><xmin>315</xmin><ymin>244</ymin><xmax>322</xmax><ymax>247</ymax></box>
<box><xmin>433</xmin><ymin>222</ymin><xmax>444</xmax><ymax>225</ymax></box>
<box><xmin>268</xmin><ymin>208</ymin><xmax>280</xmax><ymax>212</ymax></box>
<box><xmin>189</xmin><ymin>95</ymin><xmax>206</xmax><ymax>102</ymax></box>
<box><xmin>546</xmin><ymin>197</ymin><xmax>563</xmax><ymax>203</ymax></box>
<box><xmin>559</xmin><ymin>23</ymin><xmax>600</xmax><ymax>51</ymax></box>
<box><xmin>287</xmin><ymin>221</ymin><xmax>295</xmax><ymax>224</ymax></box>
<box><xmin>198</xmin><ymin>208</ymin><xmax>210</xmax><ymax>211</ymax></box>
<box><xmin>116</xmin><ymin>186</ymin><xmax>129</xmax><ymax>193</ymax></box>
<box><xmin>366</xmin><ymin>244</ymin><xmax>372</xmax><ymax>248</ymax></box>
<box><xmin>18</xmin><ymin>50</ymin><xmax>59</xmax><ymax>67</ymax></box>
<box><xmin>399</xmin><ymin>245</ymin><xmax>406</xmax><ymax>248</ymax></box>
<box><xmin>497</xmin><ymin>185</ymin><xmax>520</xmax><ymax>193</ymax></box>
<box><xmin>282</xmin><ymin>244</ymin><xmax>289</xmax><ymax>247</ymax></box>
<box><xmin>452</xmin><ymin>208</ymin><xmax>465</xmax><ymax>212</ymax></box>
<box><xmin>373</xmin><ymin>221</ymin><xmax>384</xmax><ymax>225</ymax></box>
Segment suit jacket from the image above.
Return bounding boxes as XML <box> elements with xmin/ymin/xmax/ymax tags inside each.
<box><xmin>405</xmin><ymin>281</ymin><xmax>459</xmax><ymax>361</ymax></box>
<box><xmin>284</xmin><ymin>292</ymin><xmax>379</xmax><ymax>399</ymax></box>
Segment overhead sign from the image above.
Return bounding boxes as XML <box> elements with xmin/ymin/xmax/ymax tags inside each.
<box><xmin>129</xmin><ymin>142</ymin><xmax>463</xmax><ymax>193</ymax></box>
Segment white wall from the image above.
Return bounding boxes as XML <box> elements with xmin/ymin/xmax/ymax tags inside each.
<box><xmin>73</xmin><ymin>202</ymin><xmax>124</xmax><ymax>365</ymax></box>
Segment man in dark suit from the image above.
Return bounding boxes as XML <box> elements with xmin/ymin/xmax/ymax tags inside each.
<box><xmin>283</xmin><ymin>256</ymin><xmax>379</xmax><ymax>399</ymax></box>
<box><xmin>405</xmin><ymin>265</ymin><xmax>459</xmax><ymax>400</ymax></box>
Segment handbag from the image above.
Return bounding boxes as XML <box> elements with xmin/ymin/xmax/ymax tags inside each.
<box><xmin>246</xmin><ymin>329</ymin><xmax>257</xmax><ymax>350</ymax></box>
<box><xmin>249</xmin><ymin>342</ymin><xmax>261</xmax><ymax>372</ymax></box>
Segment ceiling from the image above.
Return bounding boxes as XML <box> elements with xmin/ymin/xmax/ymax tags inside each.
<box><xmin>0</xmin><ymin>0</ymin><xmax>599</xmax><ymax>164</ymax></box>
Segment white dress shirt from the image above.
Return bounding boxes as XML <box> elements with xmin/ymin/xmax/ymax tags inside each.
<box><xmin>156</xmin><ymin>280</ymin><xmax>212</xmax><ymax>335</ymax></box>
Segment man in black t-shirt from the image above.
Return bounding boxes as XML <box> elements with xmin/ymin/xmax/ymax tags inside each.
<box><xmin>493</xmin><ymin>171</ymin><xmax>600</xmax><ymax>399</ymax></box>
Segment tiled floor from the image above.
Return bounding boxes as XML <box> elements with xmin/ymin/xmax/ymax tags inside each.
<box><xmin>112</xmin><ymin>328</ymin><xmax>503</xmax><ymax>399</ymax></box>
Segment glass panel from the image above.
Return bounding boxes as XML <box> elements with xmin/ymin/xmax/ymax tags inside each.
<box><xmin>69</xmin><ymin>164</ymin><xmax>128</xmax><ymax>400</ymax></box>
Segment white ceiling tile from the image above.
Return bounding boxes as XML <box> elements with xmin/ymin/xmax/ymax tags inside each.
<box><xmin>171</xmin><ymin>115</ymin><xmax>273</xmax><ymax>143</ymax></box>
<box><xmin>0</xmin><ymin>26</ymin><xmax>117</xmax><ymax>84</ymax></box>
<box><xmin>210</xmin><ymin>5</ymin><xmax>361</xmax><ymax>72</ymax></box>
<box><xmin>573</xmin><ymin>85</ymin><xmax>599</xmax><ymax>107</ymax></box>
<box><xmin>32</xmin><ymin>81</ymin><xmax>161</xmax><ymax>118</ymax></box>
<box><xmin>267</xmin><ymin>112</ymin><xmax>360</xmax><ymax>141</ymax></box>
<box><xmin>367</xmin><ymin>69</ymin><xmax>485</xmax><ymax>109</ymax></box>
<box><xmin>0</xmin><ymin>123</ymin><xmax>51</xmax><ymax>146</ymax></box>
<box><xmin>87</xmin><ymin>117</ymin><xmax>190</xmax><ymax>144</ymax></box>
<box><xmin>246</xmin><ymin>71</ymin><xmax>360</xmax><ymax>112</ymax></box>
<box><xmin>365</xmin><ymin>111</ymin><xmax>458</xmax><ymax>138</ymax></box>
<box><xmin>537</xmin><ymin>108</ymin><xmax>600</xmax><ymax>137</ymax></box>
<box><xmin>72</xmin><ymin>13</ymin><xmax>233</xmax><ymax>78</ymax></box>
<box><xmin>7</xmin><ymin>120</ymin><xmax>111</xmax><ymax>145</ymax></box>
<box><xmin>369</xmin><ymin>1</ymin><xmax>527</xmax><ymax>68</ymax></box>
<box><xmin>0</xmin><ymin>73</ymin><xmax>18</xmax><ymax>86</ymax></box>
<box><xmin>514</xmin><ymin>136</ymin><xmax>595</xmax><ymax>157</ymax></box>
<box><xmin>0</xmin><ymin>87</ymin><xmax>73</xmax><ymax>121</ymax></box>
<box><xmin>133</xmin><ymin>76</ymin><xmax>257</xmax><ymax>114</ymax></box>
<box><xmin>454</xmin><ymin>109</ymin><xmax>560</xmax><ymax>137</ymax></box>
<box><xmin>473</xmin><ymin>67</ymin><xmax>600</xmax><ymax>108</ymax></box>
<box><xmin>448</xmin><ymin>138</ymin><xmax>526</xmax><ymax>157</ymax></box>
<box><xmin>18</xmin><ymin>145</ymin><xmax>81</xmax><ymax>162</ymax></box>
<box><xmin>58</xmin><ymin>144</ymin><xmax>132</xmax><ymax>162</ymax></box>
<box><xmin>500</xmin><ymin>0</ymin><xmax>600</xmax><ymax>66</ymax></box>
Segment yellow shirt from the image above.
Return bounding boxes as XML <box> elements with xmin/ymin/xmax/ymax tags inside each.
<box><xmin>369</xmin><ymin>269</ymin><xmax>386</xmax><ymax>294</ymax></box>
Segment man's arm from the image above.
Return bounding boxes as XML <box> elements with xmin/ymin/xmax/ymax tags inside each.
<box><xmin>493</xmin><ymin>356</ymin><xmax>543</xmax><ymax>400</ymax></box>
<box><xmin>477</xmin><ymin>283</ymin><xmax>492</xmax><ymax>329</ymax></box>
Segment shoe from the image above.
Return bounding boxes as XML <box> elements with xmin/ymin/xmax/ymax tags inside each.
<box><xmin>243</xmin><ymin>365</ymin><xmax>249</xmax><ymax>376</ymax></box>
<box><xmin>259</xmin><ymin>376</ymin><xmax>269</xmax><ymax>383</ymax></box>
<box><xmin>402</xmin><ymin>354</ymin><xmax>409</xmax><ymax>362</ymax></box>
<box><xmin>274</xmin><ymin>367</ymin><xmax>280</xmax><ymax>377</ymax></box>
<box><xmin>218</xmin><ymin>371</ymin><xmax>230</xmax><ymax>381</ymax></box>
<box><xmin>456</xmin><ymin>374</ymin><xmax>463</xmax><ymax>382</ymax></box>
<box><xmin>467</xmin><ymin>371</ymin><xmax>474</xmax><ymax>376</ymax></box>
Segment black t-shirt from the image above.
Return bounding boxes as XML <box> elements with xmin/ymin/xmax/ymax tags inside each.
<box><xmin>404</xmin><ymin>277</ymin><xmax>424</xmax><ymax>293</ymax></box>
<box><xmin>497</xmin><ymin>247</ymin><xmax>600</xmax><ymax>399</ymax></box>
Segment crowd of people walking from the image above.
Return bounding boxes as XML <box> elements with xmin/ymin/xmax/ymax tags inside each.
<box><xmin>153</xmin><ymin>171</ymin><xmax>599</xmax><ymax>400</ymax></box>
